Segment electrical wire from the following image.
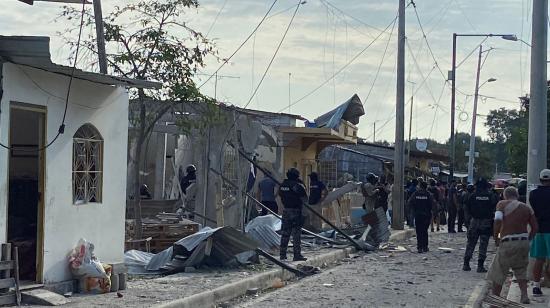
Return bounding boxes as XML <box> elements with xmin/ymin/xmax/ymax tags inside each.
<box><xmin>364</xmin><ymin>18</ymin><xmax>397</xmax><ymax>103</ymax></box>
<box><xmin>242</xmin><ymin>0</ymin><xmax>302</xmax><ymax>109</ymax></box>
<box><xmin>197</xmin><ymin>0</ymin><xmax>279</xmax><ymax>90</ymax></box>
<box><xmin>320</xmin><ymin>0</ymin><xmax>392</xmax><ymax>36</ymax></box>
<box><xmin>206</xmin><ymin>0</ymin><xmax>228</xmax><ymax>37</ymax></box>
<box><xmin>0</xmin><ymin>0</ymin><xmax>87</xmax><ymax>151</ymax></box>
<box><xmin>455</xmin><ymin>37</ymin><xmax>489</xmax><ymax>69</ymax></box>
<box><xmin>278</xmin><ymin>14</ymin><xmax>399</xmax><ymax>113</ymax></box>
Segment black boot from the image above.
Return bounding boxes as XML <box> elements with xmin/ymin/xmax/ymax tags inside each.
<box><xmin>463</xmin><ymin>258</ymin><xmax>471</xmax><ymax>271</ymax></box>
<box><xmin>477</xmin><ymin>259</ymin><xmax>487</xmax><ymax>273</ymax></box>
<box><xmin>293</xmin><ymin>255</ymin><xmax>307</xmax><ymax>261</ymax></box>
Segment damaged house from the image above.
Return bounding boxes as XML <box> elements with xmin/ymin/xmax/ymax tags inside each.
<box><xmin>128</xmin><ymin>94</ymin><xmax>365</xmax><ymax>233</ymax></box>
<box><xmin>0</xmin><ymin>36</ymin><xmax>158</xmax><ymax>285</ymax></box>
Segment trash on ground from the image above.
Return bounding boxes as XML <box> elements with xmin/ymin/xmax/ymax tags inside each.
<box><xmin>68</xmin><ymin>238</ymin><xmax>111</xmax><ymax>294</ymax></box>
<box><xmin>437</xmin><ymin>247</ymin><xmax>455</xmax><ymax>253</ymax></box>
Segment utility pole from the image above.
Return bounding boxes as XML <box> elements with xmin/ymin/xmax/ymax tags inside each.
<box><xmin>407</xmin><ymin>81</ymin><xmax>415</xmax><ymax>163</ymax></box>
<box><xmin>373</xmin><ymin>122</ymin><xmax>376</xmax><ymax>143</ymax></box>
<box><xmin>467</xmin><ymin>46</ymin><xmax>483</xmax><ymax>184</ymax></box>
<box><xmin>93</xmin><ymin>0</ymin><xmax>108</xmax><ymax>74</ymax></box>
<box><xmin>527</xmin><ymin>0</ymin><xmax>548</xmax><ymax>193</ymax></box>
<box><xmin>392</xmin><ymin>0</ymin><xmax>405</xmax><ymax>230</ymax></box>
<box><xmin>450</xmin><ymin>33</ymin><xmax>457</xmax><ymax>180</ymax></box>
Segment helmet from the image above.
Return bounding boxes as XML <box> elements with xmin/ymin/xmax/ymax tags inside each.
<box><xmin>186</xmin><ymin>164</ymin><xmax>197</xmax><ymax>174</ymax></box>
<box><xmin>308</xmin><ymin>172</ymin><xmax>319</xmax><ymax>180</ymax></box>
<box><xmin>476</xmin><ymin>178</ymin><xmax>489</xmax><ymax>190</ymax></box>
<box><xmin>467</xmin><ymin>184</ymin><xmax>474</xmax><ymax>192</ymax></box>
<box><xmin>287</xmin><ymin>167</ymin><xmax>300</xmax><ymax>180</ymax></box>
<box><xmin>366</xmin><ymin>173</ymin><xmax>378</xmax><ymax>184</ymax></box>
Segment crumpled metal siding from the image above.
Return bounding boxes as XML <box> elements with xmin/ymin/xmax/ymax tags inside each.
<box><xmin>314</xmin><ymin>94</ymin><xmax>365</xmax><ymax>129</ymax></box>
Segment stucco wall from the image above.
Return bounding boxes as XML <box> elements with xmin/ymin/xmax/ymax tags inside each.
<box><xmin>0</xmin><ymin>63</ymin><xmax>128</xmax><ymax>283</ymax></box>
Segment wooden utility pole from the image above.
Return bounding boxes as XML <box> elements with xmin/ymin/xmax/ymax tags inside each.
<box><xmin>467</xmin><ymin>46</ymin><xmax>483</xmax><ymax>184</ymax></box>
<box><xmin>93</xmin><ymin>0</ymin><xmax>108</xmax><ymax>74</ymax></box>
<box><xmin>392</xmin><ymin>0</ymin><xmax>406</xmax><ymax>230</ymax></box>
<box><xmin>527</xmin><ymin>0</ymin><xmax>548</xmax><ymax>193</ymax></box>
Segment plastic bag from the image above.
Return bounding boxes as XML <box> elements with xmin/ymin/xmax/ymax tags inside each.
<box><xmin>68</xmin><ymin>238</ymin><xmax>108</xmax><ymax>279</ymax></box>
<box><xmin>68</xmin><ymin>239</ymin><xmax>111</xmax><ymax>293</ymax></box>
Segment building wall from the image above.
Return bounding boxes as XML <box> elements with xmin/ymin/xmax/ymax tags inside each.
<box><xmin>0</xmin><ymin>63</ymin><xmax>128</xmax><ymax>283</ymax></box>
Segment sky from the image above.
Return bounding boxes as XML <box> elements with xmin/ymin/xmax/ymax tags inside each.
<box><xmin>2</xmin><ymin>0</ymin><xmax>541</xmax><ymax>144</ymax></box>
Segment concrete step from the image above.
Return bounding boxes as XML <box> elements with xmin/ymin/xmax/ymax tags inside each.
<box><xmin>21</xmin><ymin>289</ymin><xmax>71</xmax><ymax>306</ymax></box>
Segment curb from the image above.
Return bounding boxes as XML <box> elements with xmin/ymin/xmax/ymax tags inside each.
<box><xmin>464</xmin><ymin>280</ymin><xmax>490</xmax><ymax>308</ymax></box>
<box><xmin>155</xmin><ymin>229</ymin><xmax>414</xmax><ymax>308</ymax></box>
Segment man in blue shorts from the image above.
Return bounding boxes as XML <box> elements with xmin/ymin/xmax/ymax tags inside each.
<box><xmin>529</xmin><ymin>169</ymin><xmax>550</xmax><ymax>296</ymax></box>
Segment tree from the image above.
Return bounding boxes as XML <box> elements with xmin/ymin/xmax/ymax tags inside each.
<box><xmin>61</xmin><ymin>0</ymin><xmax>217</xmax><ymax>239</ymax></box>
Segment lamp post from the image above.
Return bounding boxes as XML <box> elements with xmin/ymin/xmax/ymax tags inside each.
<box><xmin>450</xmin><ymin>33</ymin><xmax>517</xmax><ymax>180</ymax></box>
<box><xmin>466</xmin><ymin>46</ymin><xmax>496</xmax><ymax>183</ymax></box>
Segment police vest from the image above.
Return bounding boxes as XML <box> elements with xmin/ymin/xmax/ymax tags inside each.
<box><xmin>469</xmin><ymin>192</ymin><xmax>495</xmax><ymax>219</ymax></box>
<box><xmin>279</xmin><ymin>179</ymin><xmax>304</xmax><ymax>209</ymax></box>
<box><xmin>412</xmin><ymin>190</ymin><xmax>432</xmax><ymax>217</ymax></box>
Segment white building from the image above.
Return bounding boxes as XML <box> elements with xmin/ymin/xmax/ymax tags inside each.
<box><xmin>0</xmin><ymin>36</ymin><xmax>158</xmax><ymax>285</ymax></box>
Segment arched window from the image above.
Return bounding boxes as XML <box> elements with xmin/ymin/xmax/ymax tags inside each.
<box><xmin>73</xmin><ymin>124</ymin><xmax>103</xmax><ymax>205</ymax></box>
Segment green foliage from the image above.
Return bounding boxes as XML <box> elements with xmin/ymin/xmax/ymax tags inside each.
<box><xmin>60</xmin><ymin>0</ymin><xmax>219</xmax><ymax>137</ymax></box>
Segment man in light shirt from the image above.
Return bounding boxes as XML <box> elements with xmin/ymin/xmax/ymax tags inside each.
<box><xmin>487</xmin><ymin>186</ymin><xmax>538</xmax><ymax>304</ymax></box>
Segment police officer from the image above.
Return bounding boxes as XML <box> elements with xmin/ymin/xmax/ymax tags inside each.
<box><xmin>279</xmin><ymin>168</ymin><xmax>308</xmax><ymax>261</ymax></box>
<box><xmin>308</xmin><ymin>172</ymin><xmax>328</xmax><ymax>205</ymax></box>
<box><xmin>463</xmin><ymin>178</ymin><xmax>497</xmax><ymax>272</ymax></box>
<box><xmin>179</xmin><ymin>164</ymin><xmax>197</xmax><ymax>219</ymax></box>
<box><xmin>408</xmin><ymin>181</ymin><xmax>436</xmax><ymax>253</ymax></box>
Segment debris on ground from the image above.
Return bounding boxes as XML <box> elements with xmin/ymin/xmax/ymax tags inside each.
<box><xmin>69</xmin><ymin>238</ymin><xmax>112</xmax><ymax>294</ymax></box>
<box><xmin>125</xmin><ymin>215</ymin><xmax>199</xmax><ymax>252</ymax></box>
<box><xmin>245</xmin><ymin>215</ymin><xmax>281</xmax><ymax>251</ymax></box>
<box><xmin>125</xmin><ymin>226</ymin><xmax>258</xmax><ymax>275</ymax></box>
<box><xmin>437</xmin><ymin>247</ymin><xmax>455</xmax><ymax>253</ymax></box>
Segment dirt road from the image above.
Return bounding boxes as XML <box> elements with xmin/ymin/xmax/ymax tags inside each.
<box><xmin>235</xmin><ymin>231</ymin><xmax>495</xmax><ymax>308</ymax></box>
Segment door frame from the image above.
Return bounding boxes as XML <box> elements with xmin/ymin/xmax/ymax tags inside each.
<box><xmin>7</xmin><ymin>101</ymin><xmax>46</xmax><ymax>283</ymax></box>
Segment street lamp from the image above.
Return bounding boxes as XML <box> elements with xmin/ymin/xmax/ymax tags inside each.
<box><xmin>450</xmin><ymin>33</ymin><xmax>517</xmax><ymax>180</ymax></box>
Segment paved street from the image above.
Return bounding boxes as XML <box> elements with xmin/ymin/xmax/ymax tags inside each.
<box><xmin>235</xmin><ymin>231</ymin><xmax>495</xmax><ymax>308</ymax></box>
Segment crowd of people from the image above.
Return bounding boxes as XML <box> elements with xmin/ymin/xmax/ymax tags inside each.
<box><xmin>406</xmin><ymin>169</ymin><xmax>550</xmax><ymax>304</ymax></box>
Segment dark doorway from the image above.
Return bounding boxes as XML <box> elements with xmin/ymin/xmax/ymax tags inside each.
<box><xmin>8</xmin><ymin>103</ymin><xmax>45</xmax><ymax>282</ymax></box>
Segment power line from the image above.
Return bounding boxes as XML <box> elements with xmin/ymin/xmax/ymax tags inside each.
<box><xmin>206</xmin><ymin>0</ymin><xmax>228</xmax><ymax>37</ymax></box>
<box><xmin>320</xmin><ymin>0</ymin><xmax>390</xmax><ymax>37</ymax></box>
<box><xmin>243</xmin><ymin>0</ymin><xmax>302</xmax><ymax>109</ymax></box>
<box><xmin>278</xmin><ymin>14</ymin><xmax>399</xmax><ymax>112</ymax></box>
<box><xmin>364</xmin><ymin>18</ymin><xmax>397</xmax><ymax>103</ymax></box>
<box><xmin>0</xmin><ymin>0</ymin><xmax>87</xmax><ymax>151</ymax></box>
<box><xmin>198</xmin><ymin>0</ymin><xmax>279</xmax><ymax>90</ymax></box>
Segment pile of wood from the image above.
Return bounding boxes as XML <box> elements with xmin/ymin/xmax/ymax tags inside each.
<box><xmin>125</xmin><ymin>213</ymin><xmax>199</xmax><ymax>253</ymax></box>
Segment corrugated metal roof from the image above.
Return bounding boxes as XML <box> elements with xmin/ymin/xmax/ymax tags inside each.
<box><xmin>0</xmin><ymin>36</ymin><xmax>161</xmax><ymax>89</ymax></box>
<box><xmin>314</xmin><ymin>94</ymin><xmax>365</xmax><ymax>129</ymax></box>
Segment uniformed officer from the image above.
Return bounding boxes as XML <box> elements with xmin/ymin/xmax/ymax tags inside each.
<box><xmin>308</xmin><ymin>172</ymin><xmax>328</xmax><ymax>205</ymax></box>
<box><xmin>463</xmin><ymin>178</ymin><xmax>497</xmax><ymax>272</ymax></box>
<box><xmin>279</xmin><ymin>168</ymin><xmax>308</xmax><ymax>261</ymax></box>
<box><xmin>179</xmin><ymin>164</ymin><xmax>197</xmax><ymax>219</ymax></box>
<box><xmin>408</xmin><ymin>181</ymin><xmax>436</xmax><ymax>253</ymax></box>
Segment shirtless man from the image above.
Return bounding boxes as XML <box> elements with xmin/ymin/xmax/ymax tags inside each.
<box><xmin>487</xmin><ymin>186</ymin><xmax>538</xmax><ymax>304</ymax></box>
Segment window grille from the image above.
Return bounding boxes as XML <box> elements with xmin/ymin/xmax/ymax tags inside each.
<box><xmin>73</xmin><ymin>124</ymin><xmax>103</xmax><ymax>205</ymax></box>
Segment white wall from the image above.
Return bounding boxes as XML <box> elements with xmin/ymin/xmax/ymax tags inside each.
<box><xmin>0</xmin><ymin>63</ymin><xmax>129</xmax><ymax>283</ymax></box>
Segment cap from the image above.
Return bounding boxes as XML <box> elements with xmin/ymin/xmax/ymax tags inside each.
<box><xmin>540</xmin><ymin>169</ymin><xmax>550</xmax><ymax>180</ymax></box>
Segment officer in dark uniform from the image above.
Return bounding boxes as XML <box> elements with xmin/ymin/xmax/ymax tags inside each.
<box><xmin>279</xmin><ymin>168</ymin><xmax>308</xmax><ymax>261</ymax></box>
<box><xmin>308</xmin><ymin>172</ymin><xmax>328</xmax><ymax>205</ymax></box>
<box><xmin>179</xmin><ymin>164</ymin><xmax>197</xmax><ymax>195</ymax></box>
<box><xmin>463</xmin><ymin>178</ymin><xmax>497</xmax><ymax>272</ymax></box>
<box><xmin>408</xmin><ymin>181</ymin><xmax>436</xmax><ymax>253</ymax></box>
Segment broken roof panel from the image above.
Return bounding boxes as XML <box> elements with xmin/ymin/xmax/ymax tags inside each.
<box><xmin>314</xmin><ymin>94</ymin><xmax>365</xmax><ymax>129</ymax></box>
<box><xmin>0</xmin><ymin>36</ymin><xmax>161</xmax><ymax>89</ymax></box>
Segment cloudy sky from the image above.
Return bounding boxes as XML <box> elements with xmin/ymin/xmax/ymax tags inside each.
<box><xmin>2</xmin><ymin>0</ymin><xmax>540</xmax><ymax>143</ymax></box>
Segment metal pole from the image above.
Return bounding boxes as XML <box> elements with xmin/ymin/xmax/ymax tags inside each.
<box><xmin>467</xmin><ymin>45</ymin><xmax>483</xmax><ymax>184</ymax></box>
<box><xmin>373</xmin><ymin>122</ymin><xmax>376</xmax><ymax>143</ymax></box>
<box><xmin>450</xmin><ymin>33</ymin><xmax>457</xmax><ymax>180</ymax></box>
<box><xmin>92</xmin><ymin>0</ymin><xmax>108</xmax><ymax>74</ymax></box>
<box><xmin>527</xmin><ymin>0</ymin><xmax>548</xmax><ymax>194</ymax></box>
<box><xmin>392</xmin><ymin>0</ymin><xmax>405</xmax><ymax>230</ymax></box>
<box><xmin>407</xmin><ymin>84</ymin><xmax>414</xmax><ymax>163</ymax></box>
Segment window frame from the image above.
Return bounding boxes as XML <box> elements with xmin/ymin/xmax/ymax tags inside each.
<box><xmin>72</xmin><ymin>124</ymin><xmax>104</xmax><ymax>205</ymax></box>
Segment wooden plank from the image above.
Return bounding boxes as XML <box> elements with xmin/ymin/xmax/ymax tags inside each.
<box><xmin>14</xmin><ymin>247</ymin><xmax>21</xmax><ymax>306</ymax></box>
<box><xmin>0</xmin><ymin>244</ymin><xmax>11</xmax><ymax>293</ymax></box>
<box><xmin>0</xmin><ymin>278</ymin><xmax>15</xmax><ymax>290</ymax></box>
<box><xmin>0</xmin><ymin>293</ymin><xmax>16</xmax><ymax>306</ymax></box>
<box><xmin>0</xmin><ymin>261</ymin><xmax>15</xmax><ymax>271</ymax></box>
